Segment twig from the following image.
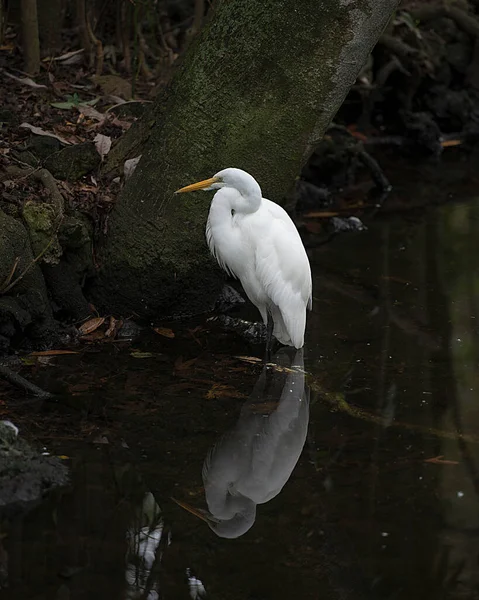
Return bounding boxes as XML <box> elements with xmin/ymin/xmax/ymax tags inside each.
<box><xmin>1</xmin><ymin>257</ymin><xmax>20</xmax><ymax>290</ymax></box>
<box><xmin>87</xmin><ymin>16</ymin><xmax>104</xmax><ymax>77</ymax></box>
<box><xmin>0</xmin><ymin>365</ymin><xmax>52</xmax><ymax>399</ymax></box>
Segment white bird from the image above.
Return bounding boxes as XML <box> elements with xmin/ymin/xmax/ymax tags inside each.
<box><xmin>175</xmin><ymin>168</ymin><xmax>312</xmax><ymax>349</ymax></box>
<box><xmin>174</xmin><ymin>348</ymin><xmax>309</xmax><ymax>539</ymax></box>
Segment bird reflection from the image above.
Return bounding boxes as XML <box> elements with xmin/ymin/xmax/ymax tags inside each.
<box><xmin>177</xmin><ymin>347</ymin><xmax>309</xmax><ymax>539</ymax></box>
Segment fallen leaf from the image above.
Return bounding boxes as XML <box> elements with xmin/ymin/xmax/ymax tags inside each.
<box><xmin>424</xmin><ymin>456</ymin><xmax>459</xmax><ymax>465</ymax></box>
<box><xmin>29</xmin><ymin>350</ymin><xmax>78</xmax><ymax>356</ymax></box>
<box><xmin>78</xmin><ymin>104</ymin><xmax>106</xmax><ymax>123</ymax></box>
<box><xmin>105</xmin><ymin>316</ymin><xmax>117</xmax><ymax>337</ymax></box>
<box><xmin>131</xmin><ymin>351</ymin><xmax>155</xmax><ymax>359</ymax></box>
<box><xmin>235</xmin><ymin>355</ymin><xmax>263</xmax><ymax>364</ymax></box>
<box><xmin>93</xmin><ymin>133</ymin><xmax>112</xmax><ymax>160</ymax></box>
<box><xmin>441</xmin><ymin>139</ymin><xmax>462</xmax><ymax>148</ymax></box>
<box><xmin>3</xmin><ymin>70</ymin><xmax>47</xmax><ymax>89</ymax></box>
<box><xmin>79</xmin><ymin>316</ymin><xmax>105</xmax><ymax>335</ymax></box>
<box><xmin>80</xmin><ymin>330</ymin><xmax>105</xmax><ymax>342</ymax></box>
<box><xmin>304</xmin><ymin>211</ymin><xmax>340</xmax><ymax>218</ymax></box>
<box><xmin>49</xmin><ymin>48</ymin><xmax>84</xmax><ymax>64</ymax></box>
<box><xmin>20</xmin><ymin>122</ymin><xmax>72</xmax><ymax>145</ymax></box>
<box><xmin>153</xmin><ymin>327</ymin><xmax>175</xmax><ymax>338</ymax></box>
<box><xmin>124</xmin><ymin>156</ymin><xmax>141</xmax><ymax>180</ymax></box>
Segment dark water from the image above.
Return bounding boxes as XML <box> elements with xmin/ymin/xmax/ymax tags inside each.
<box><xmin>3</xmin><ymin>180</ymin><xmax>479</xmax><ymax>599</ymax></box>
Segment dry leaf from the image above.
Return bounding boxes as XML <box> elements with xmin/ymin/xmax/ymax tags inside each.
<box><xmin>441</xmin><ymin>139</ymin><xmax>462</xmax><ymax>148</ymax></box>
<box><xmin>131</xmin><ymin>351</ymin><xmax>155</xmax><ymax>359</ymax></box>
<box><xmin>29</xmin><ymin>350</ymin><xmax>78</xmax><ymax>356</ymax></box>
<box><xmin>93</xmin><ymin>133</ymin><xmax>112</xmax><ymax>160</ymax></box>
<box><xmin>79</xmin><ymin>316</ymin><xmax>105</xmax><ymax>335</ymax></box>
<box><xmin>124</xmin><ymin>156</ymin><xmax>141</xmax><ymax>180</ymax></box>
<box><xmin>78</xmin><ymin>105</ymin><xmax>106</xmax><ymax>123</ymax></box>
<box><xmin>80</xmin><ymin>330</ymin><xmax>105</xmax><ymax>342</ymax></box>
<box><xmin>424</xmin><ymin>455</ymin><xmax>459</xmax><ymax>465</ymax></box>
<box><xmin>3</xmin><ymin>70</ymin><xmax>47</xmax><ymax>89</ymax></box>
<box><xmin>105</xmin><ymin>316</ymin><xmax>117</xmax><ymax>337</ymax></box>
<box><xmin>153</xmin><ymin>326</ymin><xmax>175</xmax><ymax>338</ymax></box>
<box><xmin>304</xmin><ymin>211</ymin><xmax>340</xmax><ymax>218</ymax></box>
<box><xmin>51</xmin><ymin>48</ymin><xmax>84</xmax><ymax>64</ymax></box>
<box><xmin>20</xmin><ymin>122</ymin><xmax>71</xmax><ymax>145</ymax></box>
<box><xmin>235</xmin><ymin>355</ymin><xmax>263</xmax><ymax>364</ymax></box>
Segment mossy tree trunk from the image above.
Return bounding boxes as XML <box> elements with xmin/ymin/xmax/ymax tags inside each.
<box><xmin>93</xmin><ymin>0</ymin><xmax>399</xmax><ymax>318</ymax></box>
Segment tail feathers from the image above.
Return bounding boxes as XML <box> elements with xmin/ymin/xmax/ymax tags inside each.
<box><xmin>270</xmin><ymin>303</ymin><xmax>306</xmax><ymax>349</ymax></box>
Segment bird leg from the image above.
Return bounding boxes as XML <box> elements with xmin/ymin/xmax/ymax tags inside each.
<box><xmin>264</xmin><ymin>313</ymin><xmax>274</xmax><ymax>362</ymax></box>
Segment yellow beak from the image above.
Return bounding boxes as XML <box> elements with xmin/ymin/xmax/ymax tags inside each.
<box><xmin>174</xmin><ymin>177</ymin><xmax>219</xmax><ymax>194</ymax></box>
<box><xmin>171</xmin><ymin>497</ymin><xmax>219</xmax><ymax>524</ymax></box>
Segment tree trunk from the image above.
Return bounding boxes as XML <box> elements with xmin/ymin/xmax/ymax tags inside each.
<box><xmin>38</xmin><ymin>0</ymin><xmax>64</xmax><ymax>53</ymax></box>
<box><xmin>92</xmin><ymin>0</ymin><xmax>399</xmax><ymax>318</ymax></box>
<box><xmin>21</xmin><ymin>0</ymin><xmax>40</xmax><ymax>74</ymax></box>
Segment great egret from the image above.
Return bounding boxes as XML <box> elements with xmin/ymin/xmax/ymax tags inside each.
<box><xmin>174</xmin><ymin>348</ymin><xmax>309</xmax><ymax>539</ymax></box>
<box><xmin>175</xmin><ymin>168</ymin><xmax>312</xmax><ymax>349</ymax></box>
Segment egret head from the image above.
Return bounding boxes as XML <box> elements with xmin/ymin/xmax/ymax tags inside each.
<box><xmin>175</xmin><ymin>167</ymin><xmax>262</xmax><ymax>201</ymax></box>
<box><xmin>173</xmin><ymin>495</ymin><xmax>257</xmax><ymax>539</ymax></box>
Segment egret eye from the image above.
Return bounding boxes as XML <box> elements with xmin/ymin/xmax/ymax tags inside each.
<box><xmin>231</xmin><ymin>209</ymin><xmax>235</xmax><ymax>217</ymax></box>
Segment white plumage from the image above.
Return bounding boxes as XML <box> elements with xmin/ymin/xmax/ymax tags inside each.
<box><xmin>176</xmin><ymin>168</ymin><xmax>312</xmax><ymax>348</ymax></box>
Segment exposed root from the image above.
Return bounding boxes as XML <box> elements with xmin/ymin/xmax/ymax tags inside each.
<box><xmin>0</xmin><ymin>364</ymin><xmax>52</xmax><ymax>399</ymax></box>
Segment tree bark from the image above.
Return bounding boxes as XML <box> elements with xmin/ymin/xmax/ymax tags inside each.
<box><xmin>92</xmin><ymin>0</ymin><xmax>399</xmax><ymax>318</ymax></box>
<box><xmin>20</xmin><ymin>0</ymin><xmax>40</xmax><ymax>74</ymax></box>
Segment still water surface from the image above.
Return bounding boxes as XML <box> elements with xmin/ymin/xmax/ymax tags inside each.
<box><xmin>2</xmin><ymin>185</ymin><xmax>479</xmax><ymax>599</ymax></box>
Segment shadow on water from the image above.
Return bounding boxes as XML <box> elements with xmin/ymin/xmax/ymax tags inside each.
<box><xmin>3</xmin><ymin>179</ymin><xmax>479</xmax><ymax>598</ymax></box>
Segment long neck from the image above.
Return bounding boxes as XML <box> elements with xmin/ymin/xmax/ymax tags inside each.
<box><xmin>213</xmin><ymin>186</ymin><xmax>261</xmax><ymax>214</ymax></box>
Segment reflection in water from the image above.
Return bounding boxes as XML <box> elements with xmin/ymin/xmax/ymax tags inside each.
<box><xmin>124</xmin><ymin>492</ymin><xmax>207</xmax><ymax>599</ymax></box>
<box><xmin>179</xmin><ymin>348</ymin><xmax>309</xmax><ymax>539</ymax></box>
<box><xmin>125</xmin><ymin>492</ymin><xmax>165</xmax><ymax>600</ymax></box>
<box><xmin>435</xmin><ymin>201</ymin><xmax>479</xmax><ymax>596</ymax></box>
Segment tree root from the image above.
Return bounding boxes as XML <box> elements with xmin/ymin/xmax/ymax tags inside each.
<box><xmin>410</xmin><ymin>4</ymin><xmax>479</xmax><ymax>38</ymax></box>
<box><xmin>0</xmin><ymin>364</ymin><xmax>52</xmax><ymax>399</ymax></box>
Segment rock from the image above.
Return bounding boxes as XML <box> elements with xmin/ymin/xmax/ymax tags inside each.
<box><xmin>117</xmin><ymin>319</ymin><xmax>144</xmax><ymax>340</ymax></box>
<box><xmin>0</xmin><ymin>209</ymin><xmax>56</xmax><ymax>346</ymax></box>
<box><xmin>211</xmin><ymin>314</ymin><xmax>267</xmax><ymax>345</ymax></box>
<box><xmin>215</xmin><ymin>284</ymin><xmax>245</xmax><ymax>313</ymax></box>
<box><xmin>0</xmin><ymin>420</ymin><xmax>69</xmax><ymax>518</ymax></box>
<box><xmin>22</xmin><ymin>201</ymin><xmax>63</xmax><ymax>265</ymax></box>
<box><xmin>44</xmin><ymin>142</ymin><xmax>100</xmax><ymax>181</ymax></box>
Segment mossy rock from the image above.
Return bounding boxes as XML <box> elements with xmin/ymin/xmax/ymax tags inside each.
<box><xmin>0</xmin><ymin>209</ymin><xmax>55</xmax><ymax>343</ymax></box>
<box><xmin>0</xmin><ymin>421</ymin><xmax>69</xmax><ymax>517</ymax></box>
<box><xmin>22</xmin><ymin>201</ymin><xmax>62</xmax><ymax>265</ymax></box>
<box><xmin>44</xmin><ymin>142</ymin><xmax>100</xmax><ymax>181</ymax></box>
